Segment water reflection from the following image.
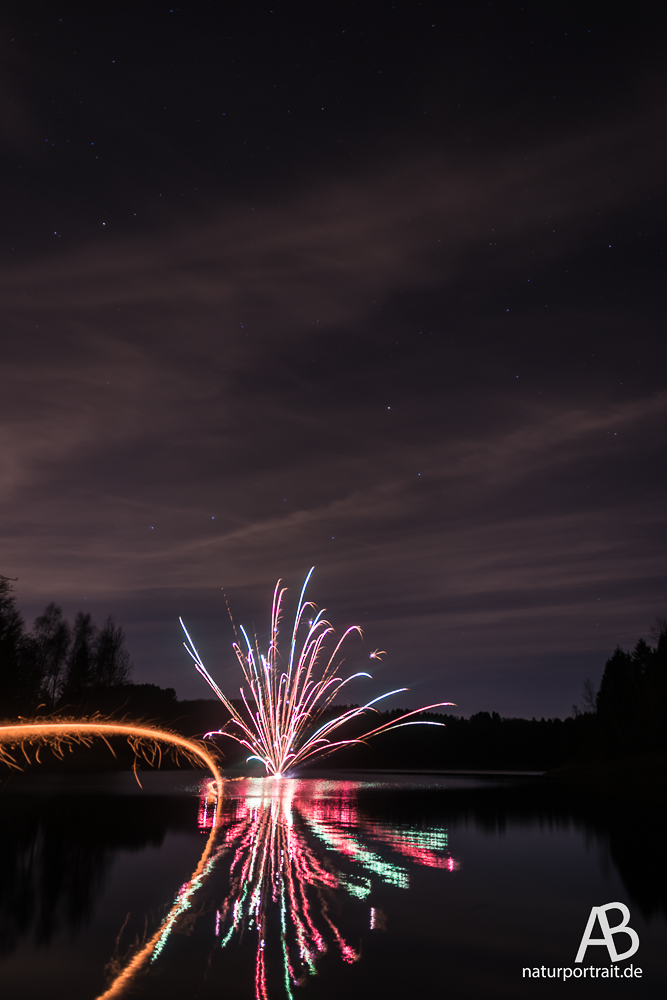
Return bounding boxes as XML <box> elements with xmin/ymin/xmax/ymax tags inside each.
<box><xmin>192</xmin><ymin>779</ymin><xmax>458</xmax><ymax>998</ymax></box>
<box><xmin>0</xmin><ymin>774</ymin><xmax>665</xmax><ymax>1000</ymax></box>
<box><xmin>0</xmin><ymin>790</ymin><xmax>195</xmax><ymax>958</ymax></box>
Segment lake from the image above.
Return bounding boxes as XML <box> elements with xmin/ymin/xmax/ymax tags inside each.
<box><xmin>0</xmin><ymin>770</ymin><xmax>664</xmax><ymax>999</ymax></box>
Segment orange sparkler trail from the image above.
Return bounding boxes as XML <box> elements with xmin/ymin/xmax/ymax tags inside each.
<box><xmin>181</xmin><ymin>567</ymin><xmax>455</xmax><ymax>776</ymax></box>
<box><xmin>0</xmin><ymin>721</ymin><xmax>223</xmax><ymax>789</ymax></box>
<box><xmin>0</xmin><ymin>720</ymin><xmax>224</xmax><ymax>999</ymax></box>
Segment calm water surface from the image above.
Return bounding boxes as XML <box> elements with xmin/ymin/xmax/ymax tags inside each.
<box><xmin>0</xmin><ymin>771</ymin><xmax>664</xmax><ymax>999</ymax></box>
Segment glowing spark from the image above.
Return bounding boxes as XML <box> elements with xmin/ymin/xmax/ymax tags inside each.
<box><xmin>0</xmin><ymin>720</ymin><xmax>223</xmax><ymax>790</ymax></box>
<box><xmin>181</xmin><ymin>568</ymin><xmax>454</xmax><ymax>776</ymax></box>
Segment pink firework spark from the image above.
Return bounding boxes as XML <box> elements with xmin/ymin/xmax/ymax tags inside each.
<box><xmin>180</xmin><ymin>568</ymin><xmax>454</xmax><ymax>776</ymax></box>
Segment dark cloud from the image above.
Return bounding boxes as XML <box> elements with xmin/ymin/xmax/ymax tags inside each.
<box><xmin>1</xmin><ymin>6</ymin><xmax>666</xmax><ymax>717</ymax></box>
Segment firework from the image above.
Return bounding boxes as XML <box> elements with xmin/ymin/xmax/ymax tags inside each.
<box><xmin>0</xmin><ymin>719</ymin><xmax>223</xmax><ymax>789</ymax></box>
<box><xmin>181</xmin><ymin>568</ymin><xmax>453</xmax><ymax>776</ymax></box>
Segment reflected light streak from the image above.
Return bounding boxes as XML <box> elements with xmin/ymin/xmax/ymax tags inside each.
<box><xmin>97</xmin><ymin>803</ymin><xmax>224</xmax><ymax>1000</ymax></box>
<box><xmin>181</xmin><ymin>568</ymin><xmax>454</xmax><ymax>776</ymax></box>
<box><xmin>196</xmin><ymin>779</ymin><xmax>459</xmax><ymax>999</ymax></box>
<box><xmin>214</xmin><ymin>781</ymin><xmax>353</xmax><ymax>999</ymax></box>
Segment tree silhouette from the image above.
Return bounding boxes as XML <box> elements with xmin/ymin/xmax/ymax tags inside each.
<box><xmin>595</xmin><ymin>620</ymin><xmax>667</xmax><ymax>753</ymax></box>
<box><xmin>59</xmin><ymin>613</ymin><xmax>97</xmax><ymax>702</ymax></box>
<box><xmin>92</xmin><ymin>616</ymin><xmax>132</xmax><ymax>686</ymax></box>
<box><xmin>59</xmin><ymin>612</ymin><xmax>134</xmax><ymax>705</ymax></box>
<box><xmin>1</xmin><ymin>580</ymin><xmax>136</xmax><ymax>720</ymax></box>
<box><xmin>31</xmin><ymin>604</ymin><xmax>71</xmax><ymax>705</ymax></box>
<box><xmin>0</xmin><ymin>578</ymin><xmax>41</xmax><ymax>715</ymax></box>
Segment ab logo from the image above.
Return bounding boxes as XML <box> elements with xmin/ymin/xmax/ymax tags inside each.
<box><xmin>575</xmin><ymin>903</ymin><xmax>640</xmax><ymax>963</ymax></box>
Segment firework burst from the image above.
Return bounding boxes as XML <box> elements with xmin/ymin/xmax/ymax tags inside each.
<box><xmin>181</xmin><ymin>568</ymin><xmax>453</xmax><ymax>776</ymax></box>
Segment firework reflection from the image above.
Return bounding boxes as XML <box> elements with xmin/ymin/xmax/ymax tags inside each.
<box><xmin>197</xmin><ymin>778</ymin><xmax>458</xmax><ymax>1000</ymax></box>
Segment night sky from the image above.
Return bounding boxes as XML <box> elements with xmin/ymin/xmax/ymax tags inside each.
<box><xmin>1</xmin><ymin>2</ymin><xmax>666</xmax><ymax>717</ymax></box>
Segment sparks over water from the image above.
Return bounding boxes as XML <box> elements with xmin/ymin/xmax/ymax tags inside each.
<box><xmin>181</xmin><ymin>568</ymin><xmax>453</xmax><ymax>776</ymax></box>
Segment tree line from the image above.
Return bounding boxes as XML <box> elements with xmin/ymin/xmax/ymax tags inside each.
<box><xmin>3</xmin><ymin>569</ymin><xmax>665</xmax><ymax>769</ymax></box>
<box><xmin>306</xmin><ymin>617</ymin><xmax>667</xmax><ymax>771</ymax></box>
<box><xmin>0</xmin><ymin>577</ymin><xmax>132</xmax><ymax>717</ymax></box>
